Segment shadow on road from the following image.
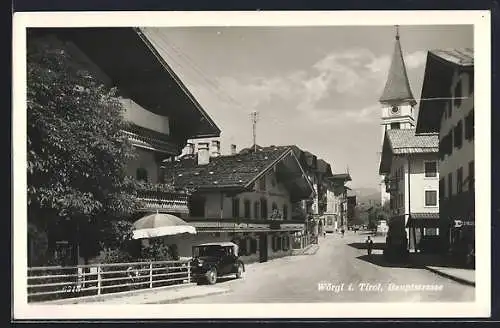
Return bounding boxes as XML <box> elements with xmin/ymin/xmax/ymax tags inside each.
<box><xmin>356</xmin><ymin>253</ymin><xmax>470</xmax><ymax>270</ymax></box>
<box><xmin>347</xmin><ymin>242</ymin><xmax>386</xmax><ymax>251</ymax></box>
<box><xmin>356</xmin><ymin>254</ymin><xmax>418</xmax><ymax>269</ymax></box>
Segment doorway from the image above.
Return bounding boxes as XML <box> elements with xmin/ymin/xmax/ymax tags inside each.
<box><xmin>259</xmin><ymin>233</ymin><xmax>268</xmax><ymax>263</ymax></box>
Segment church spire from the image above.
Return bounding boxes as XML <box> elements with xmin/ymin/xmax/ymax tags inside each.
<box><xmin>379</xmin><ymin>26</ymin><xmax>417</xmax><ymax>106</ymax></box>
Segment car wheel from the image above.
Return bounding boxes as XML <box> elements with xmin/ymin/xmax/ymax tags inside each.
<box><xmin>235</xmin><ymin>264</ymin><xmax>243</xmax><ymax>279</ymax></box>
<box><xmin>205</xmin><ymin>268</ymin><xmax>217</xmax><ymax>285</ymax></box>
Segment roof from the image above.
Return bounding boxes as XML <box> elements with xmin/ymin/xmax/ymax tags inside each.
<box><xmin>429</xmin><ymin>48</ymin><xmax>474</xmax><ymax>67</ymax></box>
<box><xmin>379</xmin><ymin>35</ymin><xmax>417</xmax><ymax>106</ymax></box>
<box><xmin>163</xmin><ymin>145</ymin><xmax>315</xmax><ymax>201</ymax></box>
<box><xmin>36</xmin><ymin>27</ymin><xmax>221</xmax><ymax>140</ymax></box>
<box><xmin>416</xmin><ymin>48</ymin><xmax>474</xmax><ymax>134</ymax></box>
<box><xmin>195</xmin><ymin>242</ymin><xmax>238</xmax><ymax>247</ymax></box>
<box><xmin>379</xmin><ymin>129</ymin><xmax>439</xmax><ymax>174</ymax></box>
<box><xmin>386</xmin><ymin>129</ymin><xmax>438</xmax><ymax>154</ymax></box>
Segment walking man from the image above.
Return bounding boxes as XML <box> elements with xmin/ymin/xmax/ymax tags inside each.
<box><xmin>366</xmin><ymin>236</ymin><xmax>374</xmax><ymax>256</ymax></box>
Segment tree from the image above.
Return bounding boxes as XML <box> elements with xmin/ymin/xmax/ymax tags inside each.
<box><xmin>27</xmin><ymin>33</ymin><xmax>141</xmax><ymax>260</ymax></box>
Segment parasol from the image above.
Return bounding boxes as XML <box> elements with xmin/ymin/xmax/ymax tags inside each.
<box><xmin>132</xmin><ymin>212</ymin><xmax>197</xmax><ymax>240</ymax></box>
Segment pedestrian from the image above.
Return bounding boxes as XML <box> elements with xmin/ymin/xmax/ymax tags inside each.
<box><xmin>341</xmin><ymin>228</ymin><xmax>345</xmax><ymax>238</ymax></box>
<box><xmin>365</xmin><ymin>236</ymin><xmax>374</xmax><ymax>256</ymax></box>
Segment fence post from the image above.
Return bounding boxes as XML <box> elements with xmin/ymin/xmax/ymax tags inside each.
<box><xmin>149</xmin><ymin>262</ymin><xmax>153</xmax><ymax>289</ymax></box>
<box><xmin>187</xmin><ymin>261</ymin><xmax>191</xmax><ymax>283</ymax></box>
<box><xmin>97</xmin><ymin>265</ymin><xmax>101</xmax><ymax>295</ymax></box>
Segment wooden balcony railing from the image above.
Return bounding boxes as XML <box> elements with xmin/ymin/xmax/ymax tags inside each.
<box><xmin>136</xmin><ymin>188</ymin><xmax>190</xmax><ymax>214</ymax></box>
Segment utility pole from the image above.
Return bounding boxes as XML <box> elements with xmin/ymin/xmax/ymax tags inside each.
<box><xmin>250</xmin><ymin>111</ymin><xmax>259</xmax><ymax>152</ymax></box>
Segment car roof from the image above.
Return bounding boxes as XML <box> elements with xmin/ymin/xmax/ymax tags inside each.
<box><xmin>195</xmin><ymin>242</ymin><xmax>238</xmax><ymax>247</ymax></box>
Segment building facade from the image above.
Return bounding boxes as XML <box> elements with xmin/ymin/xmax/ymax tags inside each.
<box><xmin>378</xmin><ymin>29</ymin><xmax>441</xmax><ymax>254</ymax></box>
<box><xmin>378</xmin><ymin>29</ymin><xmax>417</xmax><ymax>207</ymax></box>
<box><xmin>27</xmin><ymin>27</ymin><xmax>221</xmax><ymax>265</ymax></box>
<box><xmin>416</xmin><ymin>48</ymin><xmax>474</xmax><ymax>265</ymax></box>
<box><xmin>323</xmin><ymin>173</ymin><xmax>351</xmax><ymax>233</ymax></box>
<box><xmin>161</xmin><ymin>145</ymin><xmax>315</xmax><ymax>263</ymax></box>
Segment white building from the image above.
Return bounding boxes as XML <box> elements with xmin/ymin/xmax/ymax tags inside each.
<box><xmin>378</xmin><ymin>28</ymin><xmax>440</xmax><ymax>253</ymax></box>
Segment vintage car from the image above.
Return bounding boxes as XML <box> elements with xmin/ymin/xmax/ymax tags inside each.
<box><xmin>190</xmin><ymin>242</ymin><xmax>245</xmax><ymax>285</ymax></box>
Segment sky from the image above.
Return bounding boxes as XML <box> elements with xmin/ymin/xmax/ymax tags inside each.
<box><xmin>145</xmin><ymin>25</ymin><xmax>473</xmax><ymax>190</ymax></box>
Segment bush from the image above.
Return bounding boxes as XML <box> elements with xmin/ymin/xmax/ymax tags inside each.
<box><xmin>93</xmin><ymin>248</ymin><xmax>133</xmax><ymax>264</ymax></box>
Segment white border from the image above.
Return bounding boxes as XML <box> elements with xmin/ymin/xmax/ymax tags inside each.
<box><xmin>13</xmin><ymin>10</ymin><xmax>491</xmax><ymax>319</ymax></box>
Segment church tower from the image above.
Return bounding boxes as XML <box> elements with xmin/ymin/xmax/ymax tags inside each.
<box><xmin>379</xmin><ymin>26</ymin><xmax>417</xmax><ymax>205</ymax></box>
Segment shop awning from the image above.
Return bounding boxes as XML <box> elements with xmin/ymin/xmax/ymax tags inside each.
<box><xmin>406</xmin><ymin>213</ymin><xmax>440</xmax><ymax>228</ymax></box>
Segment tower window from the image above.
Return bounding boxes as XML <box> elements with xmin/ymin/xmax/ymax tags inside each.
<box><xmin>390</xmin><ymin>122</ymin><xmax>401</xmax><ymax>130</ymax></box>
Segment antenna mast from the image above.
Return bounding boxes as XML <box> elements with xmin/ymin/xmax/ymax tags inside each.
<box><xmin>251</xmin><ymin>111</ymin><xmax>259</xmax><ymax>152</ymax></box>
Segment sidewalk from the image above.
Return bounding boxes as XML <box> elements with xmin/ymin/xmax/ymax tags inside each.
<box><xmin>291</xmin><ymin>242</ymin><xmax>320</xmax><ymax>256</ymax></box>
<box><xmin>39</xmin><ymin>284</ymin><xmax>230</xmax><ymax>305</ymax></box>
<box><xmin>410</xmin><ymin>253</ymin><xmax>475</xmax><ymax>287</ymax></box>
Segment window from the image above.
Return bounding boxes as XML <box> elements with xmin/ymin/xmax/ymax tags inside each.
<box><xmin>390</xmin><ymin>122</ymin><xmax>400</xmax><ymax>130</ymax></box>
<box><xmin>232</xmin><ymin>198</ymin><xmax>240</xmax><ymax>218</ymax></box>
<box><xmin>439</xmin><ymin>178</ymin><xmax>445</xmax><ymax>200</ymax></box>
<box><xmin>448</xmin><ymin>173</ymin><xmax>453</xmax><ymax>198</ymax></box>
<box><xmin>259</xmin><ymin>176</ymin><xmax>266</xmax><ymax>191</ymax></box>
<box><xmin>425</xmin><ymin>190</ymin><xmax>438</xmax><ymax>207</ymax></box>
<box><xmin>254</xmin><ymin>202</ymin><xmax>260</xmax><ymax>219</ymax></box>
<box><xmin>136</xmin><ymin>168</ymin><xmax>148</xmax><ymax>182</ymax></box>
<box><xmin>469</xmin><ymin>72</ymin><xmax>474</xmax><ymax>94</ymax></box>
<box><xmin>239</xmin><ymin>238</ymin><xmax>247</xmax><ymax>256</ymax></box>
<box><xmin>424</xmin><ymin>161</ymin><xmax>438</xmax><ymax>178</ymax></box>
<box><xmin>454</xmin><ymin>80</ymin><xmax>462</xmax><ymax>107</ymax></box>
<box><xmin>283</xmin><ymin>204</ymin><xmax>288</xmax><ymax>220</ymax></box>
<box><xmin>468</xmin><ymin>161</ymin><xmax>475</xmax><ymax>192</ymax></box>
<box><xmin>244</xmin><ymin>200</ymin><xmax>251</xmax><ymax>218</ymax></box>
<box><xmin>260</xmin><ymin>198</ymin><xmax>268</xmax><ymax>219</ymax></box>
<box><xmin>189</xmin><ymin>195</ymin><xmax>205</xmax><ymax>217</ymax></box>
<box><xmin>457</xmin><ymin>167</ymin><xmax>463</xmax><ymax>194</ymax></box>
<box><xmin>440</xmin><ymin>131</ymin><xmax>453</xmax><ymax>158</ymax></box>
<box><xmin>454</xmin><ymin>120</ymin><xmax>463</xmax><ymax>149</ymax></box>
<box><xmin>465</xmin><ymin>109</ymin><xmax>474</xmax><ymax>141</ymax></box>
<box><xmin>250</xmin><ymin>238</ymin><xmax>257</xmax><ymax>254</ymax></box>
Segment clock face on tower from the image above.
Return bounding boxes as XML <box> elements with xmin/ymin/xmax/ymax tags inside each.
<box><xmin>390</xmin><ymin>105</ymin><xmax>400</xmax><ymax>115</ymax></box>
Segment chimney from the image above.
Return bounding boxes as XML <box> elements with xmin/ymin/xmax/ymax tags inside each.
<box><xmin>230</xmin><ymin>144</ymin><xmax>237</xmax><ymax>155</ymax></box>
<box><xmin>184</xmin><ymin>142</ymin><xmax>195</xmax><ymax>156</ymax></box>
<box><xmin>210</xmin><ymin>140</ymin><xmax>221</xmax><ymax>157</ymax></box>
<box><xmin>197</xmin><ymin>142</ymin><xmax>210</xmax><ymax>165</ymax></box>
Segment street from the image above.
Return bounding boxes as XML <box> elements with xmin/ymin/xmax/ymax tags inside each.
<box><xmin>177</xmin><ymin>232</ymin><xmax>475</xmax><ymax>303</ymax></box>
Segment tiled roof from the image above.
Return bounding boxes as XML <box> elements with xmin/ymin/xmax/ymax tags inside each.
<box><xmin>387</xmin><ymin>129</ymin><xmax>438</xmax><ymax>154</ymax></box>
<box><xmin>379</xmin><ymin>36</ymin><xmax>417</xmax><ymax>106</ymax></box>
<box><xmin>429</xmin><ymin>48</ymin><xmax>473</xmax><ymax>67</ymax></box>
<box><xmin>163</xmin><ymin>146</ymin><xmax>292</xmax><ymax>190</ymax></box>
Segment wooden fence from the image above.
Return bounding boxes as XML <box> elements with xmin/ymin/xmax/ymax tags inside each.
<box><xmin>27</xmin><ymin>260</ymin><xmax>191</xmax><ymax>303</ymax></box>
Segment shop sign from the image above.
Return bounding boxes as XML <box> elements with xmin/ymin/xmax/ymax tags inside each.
<box><xmin>454</xmin><ymin>220</ymin><xmax>475</xmax><ymax>228</ymax></box>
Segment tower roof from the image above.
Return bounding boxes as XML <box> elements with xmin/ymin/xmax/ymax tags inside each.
<box><xmin>379</xmin><ymin>28</ymin><xmax>417</xmax><ymax>106</ymax></box>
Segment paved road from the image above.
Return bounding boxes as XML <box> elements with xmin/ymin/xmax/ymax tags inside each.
<box><xmin>176</xmin><ymin>232</ymin><xmax>475</xmax><ymax>303</ymax></box>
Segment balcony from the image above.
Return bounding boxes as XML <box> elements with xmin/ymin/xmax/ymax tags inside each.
<box><xmin>184</xmin><ymin>217</ymin><xmax>305</xmax><ymax>233</ymax></box>
<box><xmin>122</xmin><ymin>123</ymin><xmax>178</xmax><ymax>154</ymax></box>
<box><xmin>136</xmin><ymin>183</ymin><xmax>190</xmax><ymax>214</ymax></box>
<box><xmin>384</xmin><ymin>177</ymin><xmax>399</xmax><ymax>193</ymax></box>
